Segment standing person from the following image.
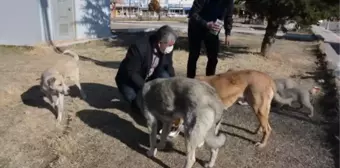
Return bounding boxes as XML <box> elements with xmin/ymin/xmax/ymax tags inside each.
<box><xmin>186</xmin><ymin>0</ymin><xmax>234</xmax><ymax>78</ymax></box>
<box><xmin>115</xmin><ymin>25</ymin><xmax>180</xmax><ymax>137</ymax></box>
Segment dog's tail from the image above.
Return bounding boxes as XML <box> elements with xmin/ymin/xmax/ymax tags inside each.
<box><xmin>204</xmin><ymin>125</ymin><xmax>226</xmax><ymax>149</ymax></box>
<box><xmin>63</xmin><ymin>50</ymin><xmax>79</xmax><ymax>61</ymax></box>
<box><xmin>271</xmin><ymin>79</ymin><xmax>293</xmax><ymax>105</ymax></box>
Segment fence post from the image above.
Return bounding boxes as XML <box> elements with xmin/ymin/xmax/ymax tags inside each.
<box><xmin>326</xmin><ymin>21</ymin><xmax>330</xmax><ymax>30</ymax></box>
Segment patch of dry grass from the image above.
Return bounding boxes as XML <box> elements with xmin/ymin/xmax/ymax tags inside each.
<box><xmin>0</xmin><ymin>33</ymin><xmax>334</xmax><ymax>168</ymax></box>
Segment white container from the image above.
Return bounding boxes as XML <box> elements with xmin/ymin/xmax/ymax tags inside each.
<box><xmin>210</xmin><ymin>19</ymin><xmax>224</xmax><ymax>35</ymax></box>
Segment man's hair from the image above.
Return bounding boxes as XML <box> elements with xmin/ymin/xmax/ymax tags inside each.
<box><xmin>154</xmin><ymin>25</ymin><xmax>177</xmax><ymax>44</ymax></box>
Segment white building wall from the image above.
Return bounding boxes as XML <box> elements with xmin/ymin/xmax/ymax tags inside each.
<box><xmin>0</xmin><ymin>0</ymin><xmax>43</xmax><ymax>45</ymax></box>
<box><xmin>74</xmin><ymin>0</ymin><xmax>112</xmax><ymax>39</ymax></box>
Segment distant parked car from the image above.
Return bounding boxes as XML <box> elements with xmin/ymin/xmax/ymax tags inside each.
<box><xmin>282</xmin><ymin>20</ymin><xmax>300</xmax><ymax>32</ymax></box>
<box><xmin>262</xmin><ymin>19</ymin><xmax>300</xmax><ymax>32</ymax></box>
<box><xmin>167</xmin><ymin>12</ymin><xmax>180</xmax><ymax>18</ymax></box>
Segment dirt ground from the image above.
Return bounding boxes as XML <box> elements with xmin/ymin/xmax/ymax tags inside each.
<box><xmin>0</xmin><ymin>33</ymin><xmax>336</xmax><ymax>168</ymax></box>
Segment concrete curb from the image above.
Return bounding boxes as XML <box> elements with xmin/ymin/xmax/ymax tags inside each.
<box><xmin>312</xmin><ymin>25</ymin><xmax>340</xmax><ymax>78</ymax></box>
<box><xmin>312</xmin><ymin>25</ymin><xmax>340</xmax><ymax>121</ymax></box>
<box><xmin>312</xmin><ymin>25</ymin><xmax>340</xmax><ymax>43</ymax></box>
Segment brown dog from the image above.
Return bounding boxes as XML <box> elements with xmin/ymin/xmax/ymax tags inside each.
<box><xmin>195</xmin><ymin>69</ymin><xmax>293</xmax><ymax>148</ymax></box>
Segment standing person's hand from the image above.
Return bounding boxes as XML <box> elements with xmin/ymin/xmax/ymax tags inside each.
<box><xmin>207</xmin><ymin>21</ymin><xmax>221</xmax><ymax>32</ymax></box>
<box><xmin>224</xmin><ymin>35</ymin><xmax>230</xmax><ymax>46</ymax></box>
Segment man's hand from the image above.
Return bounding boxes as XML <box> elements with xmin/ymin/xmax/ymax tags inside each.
<box><xmin>207</xmin><ymin>21</ymin><xmax>221</xmax><ymax>32</ymax></box>
<box><xmin>224</xmin><ymin>35</ymin><xmax>230</xmax><ymax>46</ymax></box>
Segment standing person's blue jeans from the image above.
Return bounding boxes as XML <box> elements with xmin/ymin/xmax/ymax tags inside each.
<box><xmin>116</xmin><ymin>71</ymin><xmax>171</xmax><ymax>112</ymax></box>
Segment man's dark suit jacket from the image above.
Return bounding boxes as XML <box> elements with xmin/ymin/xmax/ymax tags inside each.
<box><xmin>115</xmin><ymin>34</ymin><xmax>175</xmax><ymax>90</ymax></box>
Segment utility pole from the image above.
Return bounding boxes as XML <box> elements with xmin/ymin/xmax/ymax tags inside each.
<box><xmin>137</xmin><ymin>0</ymin><xmax>139</xmax><ymax>14</ymax></box>
<box><xmin>129</xmin><ymin>0</ymin><xmax>131</xmax><ymax>19</ymax></box>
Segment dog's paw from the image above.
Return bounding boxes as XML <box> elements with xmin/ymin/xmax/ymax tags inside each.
<box><xmin>237</xmin><ymin>100</ymin><xmax>249</xmax><ymax>106</ymax></box>
<box><xmin>255</xmin><ymin>142</ymin><xmax>266</xmax><ymax>148</ymax></box>
<box><xmin>63</xmin><ymin>90</ymin><xmax>70</xmax><ymax>96</ymax></box>
<box><xmin>146</xmin><ymin>149</ymin><xmax>157</xmax><ymax>157</ymax></box>
<box><xmin>55</xmin><ymin>120</ymin><xmax>63</xmax><ymax>129</ymax></box>
<box><xmin>198</xmin><ymin>141</ymin><xmax>205</xmax><ymax>148</ymax></box>
<box><xmin>204</xmin><ymin>162</ymin><xmax>214</xmax><ymax>168</ymax></box>
<box><xmin>43</xmin><ymin>97</ymin><xmax>52</xmax><ymax>104</ymax></box>
<box><xmin>57</xmin><ymin>115</ymin><xmax>63</xmax><ymax>123</ymax></box>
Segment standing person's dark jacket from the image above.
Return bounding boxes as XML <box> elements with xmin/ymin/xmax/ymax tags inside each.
<box><xmin>186</xmin><ymin>0</ymin><xmax>234</xmax><ymax>78</ymax></box>
<box><xmin>188</xmin><ymin>0</ymin><xmax>234</xmax><ymax>36</ymax></box>
<box><xmin>115</xmin><ymin>34</ymin><xmax>175</xmax><ymax>90</ymax></box>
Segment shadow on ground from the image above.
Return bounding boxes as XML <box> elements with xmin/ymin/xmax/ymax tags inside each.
<box><xmin>54</xmin><ymin>50</ymin><xmax>121</xmax><ymax>69</ymax></box>
<box><xmin>71</xmin><ymin>31</ymin><xmax>152</xmax><ymax>69</ymax></box>
<box><xmin>174</xmin><ymin>36</ymin><xmax>253</xmax><ymax>58</ymax></box>
<box><xmin>329</xmin><ymin>42</ymin><xmax>340</xmax><ymax>55</ymax></box>
<box><xmin>219</xmin><ymin>124</ymin><xmax>257</xmax><ymax>144</ymax></box>
<box><xmin>21</xmin><ymin>85</ymin><xmax>56</xmax><ymax>117</ymax></box>
<box><xmin>270</xmin><ymin>106</ymin><xmax>329</xmax><ymax>125</ymax></box>
<box><xmin>327</xmin><ymin>120</ymin><xmax>340</xmax><ymax>168</ymax></box>
<box><xmin>310</xmin><ymin>47</ymin><xmax>339</xmax><ymax>168</ymax></box>
<box><xmin>77</xmin><ymin>109</ymin><xmax>171</xmax><ymax>168</ymax></box>
<box><xmin>68</xmin><ymin>83</ymin><xmax>120</xmax><ymax>109</ymax></box>
<box><xmin>20</xmin><ymin>83</ymin><xmax>145</xmax><ymax>126</ymax></box>
<box><xmin>76</xmin><ymin>30</ymin><xmax>258</xmax><ymax>69</ymax></box>
<box><xmin>69</xmin><ymin>83</ymin><xmax>146</xmax><ymax>126</ymax></box>
<box><xmin>290</xmin><ymin>45</ymin><xmax>339</xmax><ymax>168</ymax></box>
<box><xmin>106</xmin><ymin>31</ymin><xmax>155</xmax><ymax>49</ymax></box>
<box><xmin>219</xmin><ymin>100</ymin><xmax>332</xmax><ymax>149</ymax></box>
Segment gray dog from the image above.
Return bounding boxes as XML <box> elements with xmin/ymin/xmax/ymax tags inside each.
<box><xmin>137</xmin><ymin>77</ymin><xmax>226</xmax><ymax>168</ymax></box>
<box><xmin>274</xmin><ymin>78</ymin><xmax>315</xmax><ymax>117</ymax></box>
<box><xmin>40</xmin><ymin>50</ymin><xmax>86</xmax><ymax>123</ymax></box>
<box><xmin>274</xmin><ymin>78</ymin><xmax>297</xmax><ymax>96</ymax></box>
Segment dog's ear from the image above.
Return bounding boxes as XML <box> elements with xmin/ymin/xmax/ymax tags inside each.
<box><xmin>47</xmin><ymin>77</ymin><xmax>56</xmax><ymax>86</ymax></box>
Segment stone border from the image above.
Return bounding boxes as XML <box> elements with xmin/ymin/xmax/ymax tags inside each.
<box><xmin>311</xmin><ymin>25</ymin><xmax>340</xmax><ymax>94</ymax></box>
<box><xmin>312</xmin><ymin>25</ymin><xmax>340</xmax><ymax>122</ymax></box>
<box><xmin>312</xmin><ymin>25</ymin><xmax>339</xmax><ymax>167</ymax></box>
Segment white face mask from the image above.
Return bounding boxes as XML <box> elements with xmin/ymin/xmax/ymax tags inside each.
<box><xmin>163</xmin><ymin>45</ymin><xmax>174</xmax><ymax>54</ymax></box>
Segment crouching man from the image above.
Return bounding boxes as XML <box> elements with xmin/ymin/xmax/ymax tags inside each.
<box><xmin>115</xmin><ymin>25</ymin><xmax>180</xmax><ymax>138</ymax></box>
